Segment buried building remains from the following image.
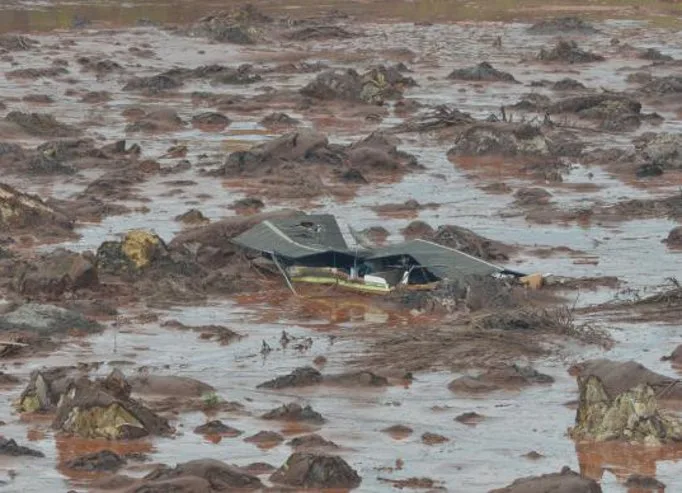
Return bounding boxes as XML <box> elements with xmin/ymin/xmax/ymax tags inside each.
<box><xmin>232</xmin><ymin>214</ymin><xmax>537</xmax><ymax>294</ymax></box>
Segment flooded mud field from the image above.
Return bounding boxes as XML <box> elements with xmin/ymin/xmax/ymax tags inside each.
<box><xmin>3</xmin><ymin>0</ymin><xmax>682</xmax><ymax>492</ymax></box>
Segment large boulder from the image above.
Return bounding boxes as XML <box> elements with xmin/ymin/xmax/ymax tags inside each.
<box><xmin>52</xmin><ymin>369</ymin><xmax>173</xmax><ymax>439</ymax></box>
<box><xmin>569</xmin><ymin>374</ymin><xmax>682</xmax><ymax>444</ymax></box>
<box><xmin>13</xmin><ymin>249</ymin><xmax>98</xmax><ymax>297</ymax></box>
<box><xmin>4</xmin><ymin>111</ymin><xmax>80</xmax><ymax>137</ymax></box>
<box><xmin>270</xmin><ymin>453</ymin><xmax>361</xmax><ymax>489</ymax></box>
<box><xmin>569</xmin><ymin>359</ymin><xmax>682</xmax><ymax>400</ymax></box>
<box><xmin>142</xmin><ymin>459</ymin><xmax>262</xmax><ymax>490</ymax></box>
<box><xmin>537</xmin><ymin>40</ymin><xmax>605</xmax><ymax>64</ymax></box>
<box><xmin>96</xmin><ymin>230</ymin><xmax>168</xmax><ymax>275</ymax></box>
<box><xmin>449</xmin><ymin>123</ymin><xmax>551</xmax><ymax>157</ymax></box>
<box><xmin>300</xmin><ymin>65</ymin><xmax>414</xmax><ymax>105</ymax></box>
<box><xmin>447</xmin><ymin>62</ymin><xmax>517</xmax><ymax>83</ymax></box>
<box><xmin>0</xmin><ymin>303</ymin><xmax>101</xmax><ymax>336</ymax></box>
<box><xmin>635</xmin><ymin>133</ymin><xmax>682</xmax><ymax>170</ymax></box>
<box><xmin>17</xmin><ymin>365</ymin><xmax>88</xmax><ymax>413</ymax></box>
<box><xmin>490</xmin><ymin>466</ymin><xmax>602</xmax><ymax>492</ymax></box>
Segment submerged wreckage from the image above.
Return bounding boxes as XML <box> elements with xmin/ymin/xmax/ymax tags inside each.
<box><xmin>233</xmin><ymin>215</ymin><xmax>538</xmax><ymax>294</ymax></box>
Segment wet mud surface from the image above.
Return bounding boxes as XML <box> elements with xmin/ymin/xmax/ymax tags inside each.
<box><xmin>2</xmin><ymin>1</ymin><xmax>682</xmax><ymax>492</ymax></box>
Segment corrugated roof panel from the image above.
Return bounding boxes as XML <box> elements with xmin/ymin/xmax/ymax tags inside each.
<box><xmin>367</xmin><ymin>239</ymin><xmax>502</xmax><ymax>280</ymax></box>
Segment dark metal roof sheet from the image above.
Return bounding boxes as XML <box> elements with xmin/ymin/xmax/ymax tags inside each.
<box><xmin>231</xmin><ymin>214</ymin><xmax>355</xmax><ymax>259</ymax></box>
<box><xmin>366</xmin><ymin>239</ymin><xmax>503</xmax><ymax>280</ymax></box>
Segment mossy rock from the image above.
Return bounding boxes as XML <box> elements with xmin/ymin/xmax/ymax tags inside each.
<box><xmin>61</xmin><ymin>403</ymin><xmax>146</xmax><ymax>439</ymax></box>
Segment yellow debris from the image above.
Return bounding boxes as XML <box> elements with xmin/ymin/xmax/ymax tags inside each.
<box><xmin>121</xmin><ymin>230</ymin><xmax>161</xmax><ymax>269</ymax></box>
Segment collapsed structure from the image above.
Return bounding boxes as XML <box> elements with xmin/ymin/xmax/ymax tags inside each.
<box><xmin>232</xmin><ymin>214</ymin><xmax>531</xmax><ymax>294</ymax></box>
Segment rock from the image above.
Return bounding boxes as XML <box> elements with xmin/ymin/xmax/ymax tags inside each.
<box><xmin>4</xmin><ymin>111</ymin><xmax>79</xmax><ymax>137</ymax></box>
<box><xmin>569</xmin><ymin>374</ymin><xmax>682</xmax><ymax>443</ymax></box>
<box><xmin>447</xmin><ymin>62</ymin><xmax>517</xmax><ymax>83</ymax></box>
<box><xmin>81</xmin><ymin>90</ymin><xmax>112</xmax><ymax>103</ymax></box>
<box><xmin>13</xmin><ymin>249</ymin><xmax>98</xmax><ymax>297</ymax></box>
<box><xmin>261</xmin><ymin>403</ymin><xmax>326</xmax><ymax>424</ymax></box>
<box><xmin>23</xmin><ymin>94</ymin><xmax>54</xmax><ymax>103</ymax></box>
<box><xmin>537</xmin><ymin>40</ymin><xmax>605</xmax><ymax>64</ymax></box>
<box><xmin>125</xmin><ymin>109</ymin><xmax>185</xmax><ymax>133</ymax></box>
<box><xmin>514</xmin><ymin>187</ymin><xmax>553</xmax><ymax>206</ymax></box>
<box><xmin>449</xmin><ymin>365</ymin><xmax>553</xmax><ymax>394</ymax></box>
<box><xmin>260</xmin><ymin>112</ymin><xmax>300</xmax><ymax>127</ymax></box>
<box><xmin>243</xmin><ymin>462</ymin><xmax>276</xmax><ymax>475</ymax></box>
<box><xmin>0</xmin><ymin>304</ymin><xmax>101</xmax><ymax>336</ymax></box>
<box><xmin>454</xmin><ymin>412</ymin><xmax>485</xmax><ymax>425</ymax></box>
<box><xmin>300</xmin><ymin>67</ymin><xmax>410</xmax><ymax>105</ymax></box>
<box><xmin>553</xmin><ymin>78</ymin><xmax>586</xmax><ymax>91</ymax></box>
<box><xmin>129</xmin><ymin>375</ymin><xmax>214</xmax><ymax>398</ymax></box>
<box><xmin>624</xmin><ymin>475</ymin><xmax>665</xmax><ymax>490</ymax></box>
<box><xmin>639</xmin><ymin>48</ymin><xmax>673</xmax><ymax>62</ymax></box>
<box><xmin>287</xmin><ymin>26</ymin><xmax>354</xmax><ymax>41</ymax></box>
<box><xmin>528</xmin><ymin>16</ymin><xmax>598</xmax><ymax>35</ymax></box>
<box><xmin>122</xmin><ymin>74</ymin><xmax>183</xmax><ymax>93</ymax></box>
<box><xmin>126</xmin><ymin>476</ymin><xmax>213</xmax><ymax>492</ymax></box>
<box><xmin>77</xmin><ymin>56</ymin><xmax>123</xmax><ymax>75</ymax></box>
<box><xmin>490</xmin><ymin>466</ymin><xmax>602</xmax><ymax>492</ymax></box>
<box><xmin>449</xmin><ymin>123</ymin><xmax>551</xmax><ymax>158</ymax></box>
<box><xmin>191</xmin><ymin>112</ymin><xmax>231</xmax><ymax>130</ymax></box>
<box><xmin>549</xmin><ymin>93</ymin><xmax>645</xmax><ymax>131</ymax></box>
<box><xmin>636</xmin><ymin>133</ymin><xmax>682</xmax><ymax>170</ymax></box>
<box><xmin>17</xmin><ymin>366</ymin><xmax>84</xmax><ymax>412</ymax></box>
<box><xmin>481</xmin><ymin>365</ymin><xmax>554</xmax><ymax>387</ymax></box>
<box><xmin>0</xmin><ymin>34</ymin><xmax>38</xmax><ymax>51</ymax></box>
<box><xmin>523</xmin><ymin>451</ymin><xmax>544</xmax><ymax>460</ymax></box>
<box><xmin>448</xmin><ymin>376</ymin><xmax>499</xmax><ymax>393</ymax></box>
<box><xmin>0</xmin><ymin>437</ymin><xmax>44</xmax><ymax>457</ymax></box>
<box><xmin>402</xmin><ymin>220</ymin><xmax>435</xmax><ymax>239</ymax></box>
<box><xmin>324</xmin><ymin>371</ymin><xmax>389</xmax><ymax>387</ymax></box>
<box><xmin>286</xmin><ymin>434</ymin><xmax>339</xmax><ymax>451</ymax></box>
<box><xmin>569</xmin><ymin>359</ymin><xmax>682</xmax><ymax>400</ymax></box>
<box><xmin>0</xmin><ymin>183</ymin><xmax>73</xmax><ymax>233</ymax></box>
<box><xmin>52</xmin><ymin>370</ymin><xmax>173</xmax><ymax>439</ymax></box>
<box><xmin>421</xmin><ymin>432</ymin><xmax>449</xmax><ymax>445</ymax></box>
<box><xmin>270</xmin><ymin>453</ymin><xmax>361</xmax><ymax>489</ymax></box>
<box><xmin>96</xmin><ymin>230</ymin><xmax>168</xmax><ymax>274</ymax></box>
<box><xmin>186</xmin><ymin>6</ymin><xmax>270</xmax><ymax>44</ymax></box>
<box><xmin>175</xmin><ymin>209</ymin><xmax>209</xmax><ymax>225</ymax></box>
<box><xmin>257</xmin><ymin>367</ymin><xmax>323</xmax><ymax>389</ymax></box>
<box><xmin>194</xmin><ymin>420</ymin><xmax>242</xmax><ymax>437</ymax></box>
<box><xmin>244</xmin><ymin>430</ymin><xmax>284</xmax><ymax>447</ymax></box>
<box><xmin>6</xmin><ymin>67</ymin><xmax>68</xmax><ymax>79</ymax></box>
<box><xmin>640</xmin><ymin>75</ymin><xmax>682</xmax><ymax>96</ymax></box>
<box><xmin>215</xmin><ymin>130</ymin><xmax>418</xmax><ymax>194</ymax></box>
<box><xmin>64</xmin><ymin>450</ymin><xmax>126</xmax><ymax>472</ymax></box>
<box><xmin>143</xmin><ymin>459</ymin><xmax>262</xmax><ymax>490</ymax></box>
<box><xmin>230</xmin><ymin>197</ymin><xmax>265</xmax><ymax>213</ymax></box>
<box><xmin>664</xmin><ymin>227</ymin><xmax>682</xmax><ymax>248</ymax></box>
<box><xmin>431</xmin><ymin>224</ymin><xmax>512</xmax><ymax>261</ymax></box>
<box><xmin>161</xmin><ymin>320</ymin><xmax>243</xmax><ymax>345</ymax></box>
<box><xmin>381</xmin><ymin>424</ymin><xmax>413</xmax><ymax>439</ymax></box>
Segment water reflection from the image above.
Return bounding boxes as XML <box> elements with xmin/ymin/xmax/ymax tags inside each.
<box><xmin>577</xmin><ymin>441</ymin><xmax>682</xmax><ymax>489</ymax></box>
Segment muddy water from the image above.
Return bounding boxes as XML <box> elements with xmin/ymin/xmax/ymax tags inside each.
<box><xmin>3</xmin><ymin>1</ymin><xmax>682</xmax><ymax>492</ymax></box>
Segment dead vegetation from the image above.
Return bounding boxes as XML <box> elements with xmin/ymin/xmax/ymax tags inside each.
<box><xmin>354</xmin><ymin>278</ymin><xmax>609</xmax><ymax>373</ymax></box>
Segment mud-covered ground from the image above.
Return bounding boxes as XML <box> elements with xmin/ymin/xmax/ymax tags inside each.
<box><xmin>3</xmin><ymin>1</ymin><xmax>682</xmax><ymax>492</ymax></box>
